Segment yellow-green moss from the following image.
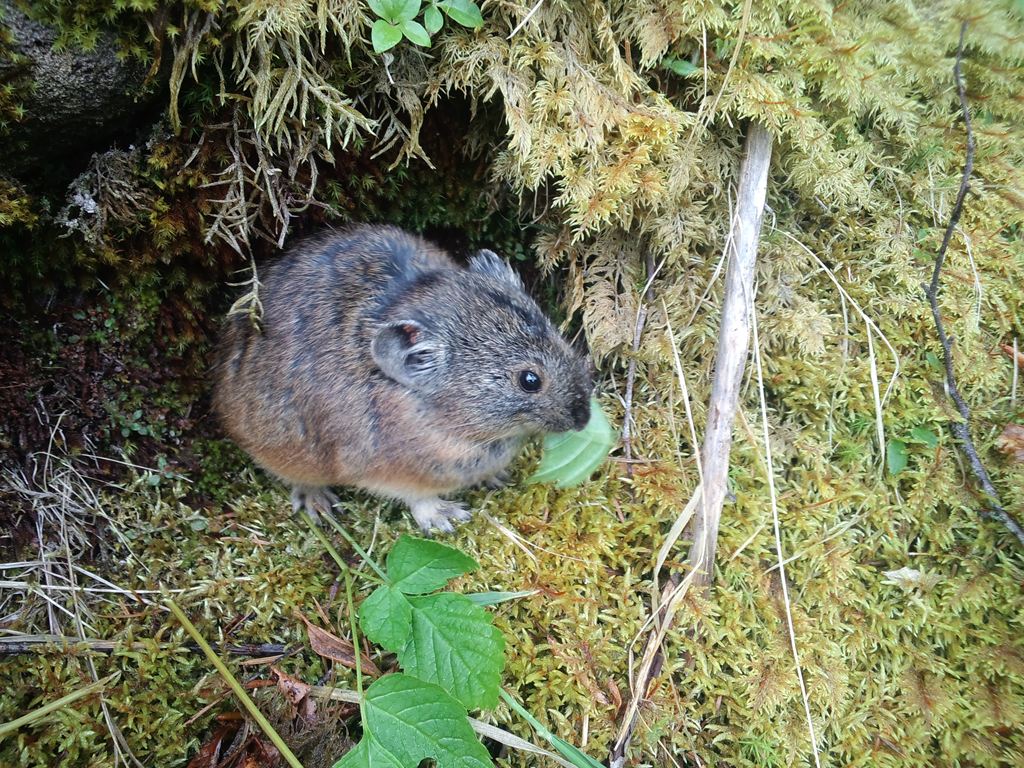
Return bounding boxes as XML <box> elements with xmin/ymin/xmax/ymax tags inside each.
<box><xmin>2</xmin><ymin>1</ymin><xmax>1023</xmax><ymax>767</ymax></box>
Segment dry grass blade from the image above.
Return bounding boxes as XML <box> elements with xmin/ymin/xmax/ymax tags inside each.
<box><xmin>481</xmin><ymin>510</ymin><xmax>599</xmax><ymax>566</ymax></box>
<box><xmin>2</xmin><ymin>435</ymin><xmax>150</xmax><ymax>767</ymax></box>
<box><xmin>508</xmin><ymin>0</ymin><xmax>545</xmax><ymax>39</ymax></box>
<box><xmin>750</xmin><ymin>298</ymin><xmax>822</xmax><ymax>767</ymax></box>
<box><xmin>653</xmin><ymin>309</ymin><xmax>706</xmax><ymax>597</ymax></box>
<box><xmin>773</xmin><ymin>228</ymin><xmax>902</xmax><ymax>460</ymax></box>
<box><xmin>1012</xmin><ymin>338</ymin><xmax>1019</xmax><ymax>407</ymax></box>
<box><xmin>620</xmin><ymin>254</ymin><xmax>663</xmax><ymax>473</ymax></box>
<box><xmin>610</xmin><ymin>565</ymin><xmax>699</xmax><ymax>768</ymax></box>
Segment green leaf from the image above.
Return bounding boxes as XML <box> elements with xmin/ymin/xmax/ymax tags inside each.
<box><xmin>395</xmin><ymin>0</ymin><xmax>423</xmax><ymax>21</ymax></box>
<box><xmin>368</xmin><ymin>0</ymin><xmax>422</xmax><ymax>23</ymax></box>
<box><xmin>335</xmin><ymin>674</ymin><xmax>491</xmax><ymax>768</ymax></box>
<box><xmin>662</xmin><ymin>56</ymin><xmax>698</xmax><ymax>76</ymax></box>
<box><xmin>335</xmin><ymin>740</ymin><xmax>401</xmax><ymax>768</ymax></box>
<box><xmin>528</xmin><ymin>397</ymin><xmax>615</xmax><ymax>488</ymax></box>
<box><xmin>400</xmin><ymin>593</ymin><xmax>504</xmax><ymax>710</ymax></box>
<box><xmin>424</xmin><ymin>4</ymin><xmax>443</xmax><ymax>34</ymax></box>
<box><xmin>925</xmin><ymin>351</ymin><xmax>942</xmax><ymax>371</ymax></box>
<box><xmin>439</xmin><ymin>0</ymin><xmax>483</xmax><ymax>28</ymax></box>
<box><xmin>359</xmin><ymin>585</ymin><xmax>412</xmax><ymax>650</ymax></box>
<box><xmin>887</xmin><ymin>440</ymin><xmax>908</xmax><ymax>475</ymax></box>
<box><xmin>387</xmin><ymin>535</ymin><xmax>478</xmax><ymax>594</ymax></box>
<box><xmin>401</xmin><ymin>19</ymin><xmax>432</xmax><ymax>46</ymax></box>
<box><xmin>371</xmin><ymin>19</ymin><xmax>403</xmax><ymax>52</ymax></box>
<box><xmin>909</xmin><ymin>427</ymin><xmax>939</xmax><ymax>448</ymax></box>
<box><xmin>465</xmin><ymin>589</ymin><xmax>537</xmax><ymax>606</ymax></box>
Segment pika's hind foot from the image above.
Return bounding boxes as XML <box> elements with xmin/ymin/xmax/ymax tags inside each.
<box><xmin>291</xmin><ymin>485</ymin><xmax>339</xmax><ymax>523</ymax></box>
<box><xmin>479</xmin><ymin>469</ymin><xmax>512</xmax><ymax>490</ymax></box>
<box><xmin>409</xmin><ymin>497</ymin><xmax>472</xmax><ymax>534</ymax></box>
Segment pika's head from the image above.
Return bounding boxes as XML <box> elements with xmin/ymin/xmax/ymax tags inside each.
<box><xmin>370</xmin><ymin>250</ymin><xmax>593</xmax><ymax>439</ymax></box>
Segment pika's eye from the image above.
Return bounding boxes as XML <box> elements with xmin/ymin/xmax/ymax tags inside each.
<box><xmin>518</xmin><ymin>370</ymin><xmax>542</xmax><ymax>393</ymax></box>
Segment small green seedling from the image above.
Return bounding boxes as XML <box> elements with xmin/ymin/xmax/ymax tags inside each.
<box><xmin>529</xmin><ymin>396</ymin><xmax>616</xmax><ymax>488</ymax></box>
<box><xmin>369</xmin><ymin>0</ymin><xmax>483</xmax><ymax>53</ymax></box>
<box><xmin>887</xmin><ymin>439</ymin><xmax>908</xmax><ymax>475</ymax></box>
<box><xmin>888</xmin><ymin>426</ymin><xmax>940</xmax><ymax>475</ymax></box>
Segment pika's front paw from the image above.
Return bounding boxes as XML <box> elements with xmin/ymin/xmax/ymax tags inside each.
<box><xmin>291</xmin><ymin>485</ymin><xmax>340</xmax><ymax>523</ymax></box>
<box><xmin>409</xmin><ymin>498</ymin><xmax>472</xmax><ymax>534</ymax></box>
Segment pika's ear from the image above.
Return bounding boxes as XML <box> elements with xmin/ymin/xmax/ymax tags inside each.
<box><xmin>468</xmin><ymin>249</ymin><xmax>523</xmax><ymax>290</ymax></box>
<box><xmin>371</xmin><ymin>321</ymin><xmax>445</xmax><ymax>390</ymax></box>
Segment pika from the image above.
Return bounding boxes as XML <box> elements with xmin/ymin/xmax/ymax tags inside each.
<box><xmin>213</xmin><ymin>225</ymin><xmax>593</xmax><ymax>532</ymax></box>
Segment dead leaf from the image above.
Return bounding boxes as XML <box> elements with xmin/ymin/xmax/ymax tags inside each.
<box><xmin>271</xmin><ymin>666</ymin><xmax>317</xmax><ymax>724</ymax></box>
<box><xmin>187</xmin><ymin>722</ymin><xmax>239</xmax><ymax>768</ymax></box>
<box><xmin>239</xmin><ymin>736</ymin><xmax>279</xmax><ymax>768</ymax></box>
<box><xmin>999</xmin><ymin>343</ymin><xmax>1024</xmax><ymax>369</ymax></box>
<box><xmin>882</xmin><ymin>566</ymin><xmax>940</xmax><ymax>591</ymax></box>
<box><xmin>607</xmin><ymin>678</ymin><xmax>623</xmax><ymax>718</ymax></box>
<box><xmin>297</xmin><ymin>613</ymin><xmax>381</xmax><ymax>676</ymax></box>
<box><xmin>995</xmin><ymin>423</ymin><xmax>1024</xmax><ymax>463</ymax></box>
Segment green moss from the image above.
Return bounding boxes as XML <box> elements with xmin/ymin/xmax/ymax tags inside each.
<box><xmin>2</xmin><ymin>0</ymin><xmax>1024</xmax><ymax>766</ymax></box>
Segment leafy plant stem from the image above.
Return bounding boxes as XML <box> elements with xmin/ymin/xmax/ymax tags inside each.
<box><xmin>166</xmin><ymin>599</ymin><xmax>304</xmax><ymax>768</ymax></box>
<box><xmin>343</xmin><ymin>567</ymin><xmax>365</xmax><ymax>714</ymax></box>
<box><xmin>321</xmin><ymin>511</ymin><xmax>390</xmax><ymax>581</ymax></box>
<box><xmin>499</xmin><ymin>689</ymin><xmax>604</xmax><ymax>768</ymax></box>
<box><xmin>0</xmin><ymin>675</ymin><xmax>113</xmax><ymax>739</ymax></box>
<box><xmin>300</xmin><ymin>511</ymin><xmax>350</xmax><ymax>573</ymax></box>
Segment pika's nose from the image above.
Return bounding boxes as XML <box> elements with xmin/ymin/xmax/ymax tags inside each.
<box><xmin>571</xmin><ymin>399</ymin><xmax>591</xmax><ymax>431</ymax></box>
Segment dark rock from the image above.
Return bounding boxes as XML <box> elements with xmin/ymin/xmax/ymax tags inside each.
<box><xmin>0</xmin><ymin>1</ymin><xmax>163</xmax><ymax>183</ymax></box>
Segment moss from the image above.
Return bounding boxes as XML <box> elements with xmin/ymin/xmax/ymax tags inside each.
<box><xmin>2</xmin><ymin>0</ymin><xmax>1024</xmax><ymax>766</ymax></box>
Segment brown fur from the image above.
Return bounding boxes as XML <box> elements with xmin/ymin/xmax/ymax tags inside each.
<box><xmin>213</xmin><ymin>225</ymin><xmax>592</xmax><ymax>531</ymax></box>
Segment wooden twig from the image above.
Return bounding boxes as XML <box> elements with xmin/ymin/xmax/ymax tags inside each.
<box><xmin>686</xmin><ymin>122</ymin><xmax>774</xmax><ymax>584</ymax></box>
<box><xmin>609</xmin><ymin>124</ymin><xmax>773</xmax><ymax>768</ymax></box>
<box><xmin>0</xmin><ymin>634</ymin><xmax>292</xmax><ymax>658</ymax></box>
<box><xmin>923</xmin><ymin>22</ymin><xmax>1024</xmax><ymax>547</ymax></box>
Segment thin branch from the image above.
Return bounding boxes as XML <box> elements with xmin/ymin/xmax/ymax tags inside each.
<box><xmin>923</xmin><ymin>22</ymin><xmax>1024</xmax><ymax>547</ymax></box>
<box><xmin>0</xmin><ymin>634</ymin><xmax>292</xmax><ymax>658</ymax></box>
<box><xmin>610</xmin><ymin>123</ymin><xmax>773</xmax><ymax>768</ymax></box>
<box><xmin>686</xmin><ymin>122</ymin><xmax>774</xmax><ymax>584</ymax></box>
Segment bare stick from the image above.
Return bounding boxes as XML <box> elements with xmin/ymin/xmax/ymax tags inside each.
<box><xmin>923</xmin><ymin>22</ymin><xmax>1024</xmax><ymax>547</ymax></box>
<box><xmin>0</xmin><ymin>634</ymin><xmax>292</xmax><ymax>658</ymax></box>
<box><xmin>687</xmin><ymin>122</ymin><xmax>773</xmax><ymax>584</ymax></box>
<box><xmin>609</xmin><ymin>124</ymin><xmax>772</xmax><ymax>767</ymax></box>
